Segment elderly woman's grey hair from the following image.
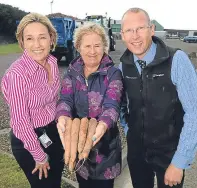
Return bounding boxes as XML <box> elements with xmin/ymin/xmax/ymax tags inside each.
<box><xmin>73</xmin><ymin>22</ymin><xmax>109</xmax><ymax>54</ymax></box>
<box><xmin>121</xmin><ymin>7</ymin><xmax>152</xmax><ymax>28</ymax></box>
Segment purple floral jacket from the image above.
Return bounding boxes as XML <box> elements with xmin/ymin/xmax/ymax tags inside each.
<box><xmin>56</xmin><ymin>54</ymin><xmax>123</xmax><ymax>180</ymax></box>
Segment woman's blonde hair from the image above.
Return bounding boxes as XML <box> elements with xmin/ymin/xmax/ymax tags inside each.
<box><xmin>73</xmin><ymin>22</ymin><xmax>109</xmax><ymax>54</ymax></box>
<box><xmin>16</xmin><ymin>12</ymin><xmax>57</xmax><ymax>50</ymax></box>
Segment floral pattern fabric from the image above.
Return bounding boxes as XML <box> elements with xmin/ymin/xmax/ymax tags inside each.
<box><xmin>88</xmin><ymin>91</ymin><xmax>103</xmax><ymax>118</ymax></box>
<box><xmin>104</xmin><ymin>163</ymin><xmax>121</xmax><ymax>179</ymax></box>
<box><xmin>107</xmin><ymin>80</ymin><xmax>123</xmax><ymax>102</ymax></box>
<box><xmin>61</xmin><ymin>78</ymin><xmax>73</xmax><ymax>94</ymax></box>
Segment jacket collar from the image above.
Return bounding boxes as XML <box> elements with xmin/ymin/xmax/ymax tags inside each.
<box><xmin>68</xmin><ymin>53</ymin><xmax>114</xmax><ymax>77</ymax></box>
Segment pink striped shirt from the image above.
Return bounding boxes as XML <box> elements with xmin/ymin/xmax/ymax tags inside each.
<box><xmin>1</xmin><ymin>50</ymin><xmax>60</xmax><ymax>162</ymax></box>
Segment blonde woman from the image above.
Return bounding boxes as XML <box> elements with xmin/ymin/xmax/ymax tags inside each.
<box><xmin>1</xmin><ymin>13</ymin><xmax>64</xmax><ymax>188</ymax></box>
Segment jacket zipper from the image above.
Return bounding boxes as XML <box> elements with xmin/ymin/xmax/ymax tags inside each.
<box><xmin>85</xmin><ymin>79</ymin><xmax>88</xmax><ymax>86</ymax></box>
<box><xmin>68</xmin><ymin>66</ymin><xmax>90</xmax><ymax>117</ymax></box>
<box><xmin>133</xmin><ymin>63</ymin><xmax>145</xmax><ymax>145</ymax></box>
<box><xmin>140</xmin><ymin>70</ymin><xmax>145</xmax><ymax>146</ymax></box>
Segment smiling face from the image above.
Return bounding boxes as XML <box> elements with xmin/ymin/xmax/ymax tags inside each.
<box><xmin>23</xmin><ymin>22</ymin><xmax>52</xmax><ymax>65</ymax></box>
<box><xmin>79</xmin><ymin>32</ymin><xmax>104</xmax><ymax>67</ymax></box>
<box><xmin>121</xmin><ymin>11</ymin><xmax>155</xmax><ymax>59</ymax></box>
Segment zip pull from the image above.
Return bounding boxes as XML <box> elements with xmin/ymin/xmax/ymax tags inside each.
<box><xmin>85</xmin><ymin>79</ymin><xmax>88</xmax><ymax>86</ymax></box>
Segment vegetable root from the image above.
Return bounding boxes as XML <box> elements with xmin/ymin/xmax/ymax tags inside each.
<box><xmin>79</xmin><ymin>118</ymin><xmax>98</xmax><ymax>160</ymax></box>
<box><xmin>78</xmin><ymin>117</ymin><xmax>89</xmax><ymax>154</ymax></box>
<box><xmin>69</xmin><ymin>118</ymin><xmax>80</xmax><ymax>171</ymax></box>
<box><xmin>57</xmin><ymin>123</ymin><xmax>65</xmax><ymax>150</ymax></box>
<box><xmin>64</xmin><ymin>118</ymin><xmax>73</xmax><ymax>165</ymax></box>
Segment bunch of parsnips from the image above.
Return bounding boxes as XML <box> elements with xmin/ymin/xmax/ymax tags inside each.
<box><xmin>57</xmin><ymin>117</ymin><xmax>98</xmax><ymax>171</ymax></box>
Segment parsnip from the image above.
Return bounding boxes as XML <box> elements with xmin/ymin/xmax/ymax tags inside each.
<box><xmin>69</xmin><ymin>118</ymin><xmax>80</xmax><ymax>171</ymax></box>
<box><xmin>78</xmin><ymin>117</ymin><xmax>89</xmax><ymax>154</ymax></box>
<box><xmin>79</xmin><ymin>118</ymin><xmax>98</xmax><ymax>160</ymax></box>
<box><xmin>64</xmin><ymin>118</ymin><xmax>73</xmax><ymax>165</ymax></box>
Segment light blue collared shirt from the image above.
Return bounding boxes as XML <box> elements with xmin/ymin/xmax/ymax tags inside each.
<box><xmin>119</xmin><ymin>42</ymin><xmax>197</xmax><ymax>169</ymax></box>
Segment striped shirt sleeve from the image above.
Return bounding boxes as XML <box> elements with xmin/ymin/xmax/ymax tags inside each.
<box><xmin>1</xmin><ymin>72</ymin><xmax>47</xmax><ymax>162</ymax></box>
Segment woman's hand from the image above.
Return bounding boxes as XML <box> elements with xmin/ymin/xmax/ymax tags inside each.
<box><xmin>57</xmin><ymin>116</ymin><xmax>71</xmax><ymax>149</ymax></box>
<box><xmin>92</xmin><ymin>121</ymin><xmax>108</xmax><ymax>146</ymax></box>
<box><xmin>57</xmin><ymin>116</ymin><xmax>70</xmax><ymax>133</ymax></box>
<box><xmin>32</xmin><ymin>157</ymin><xmax>50</xmax><ymax>180</ymax></box>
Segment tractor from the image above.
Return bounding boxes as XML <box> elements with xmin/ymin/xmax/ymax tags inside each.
<box><xmin>85</xmin><ymin>15</ymin><xmax>116</xmax><ymax>51</ymax></box>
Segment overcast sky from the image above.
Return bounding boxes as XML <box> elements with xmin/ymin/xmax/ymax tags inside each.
<box><xmin>1</xmin><ymin>0</ymin><xmax>196</xmax><ymax>30</ymax></box>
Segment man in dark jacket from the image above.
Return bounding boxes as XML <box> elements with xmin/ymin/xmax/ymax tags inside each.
<box><xmin>119</xmin><ymin>7</ymin><xmax>197</xmax><ymax>188</ymax></box>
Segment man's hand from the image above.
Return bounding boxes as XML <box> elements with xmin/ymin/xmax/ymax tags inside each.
<box><xmin>164</xmin><ymin>164</ymin><xmax>183</xmax><ymax>187</ymax></box>
<box><xmin>92</xmin><ymin>121</ymin><xmax>108</xmax><ymax>147</ymax></box>
<box><xmin>32</xmin><ymin>161</ymin><xmax>50</xmax><ymax>180</ymax></box>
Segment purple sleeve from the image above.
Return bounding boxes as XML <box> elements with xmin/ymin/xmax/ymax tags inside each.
<box><xmin>99</xmin><ymin>69</ymin><xmax>123</xmax><ymax>128</ymax></box>
<box><xmin>56</xmin><ymin>75</ymin><xmax>74</xmax><ymax>119</ymax></box>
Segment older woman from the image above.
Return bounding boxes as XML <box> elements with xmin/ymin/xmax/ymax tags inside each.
<box><xmin>56</xmin><ymin>22</ymin><xmax>123</xmax><ymax>188</ymax></box>
<box><xmin>1</xmin><ymin>13</ymin><xmax>64</xmax><ymax>188</ymax></box>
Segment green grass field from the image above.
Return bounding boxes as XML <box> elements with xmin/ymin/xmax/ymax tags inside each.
<box><xmin>0</xmin><ymin>153</ymin><xmax>72</xmax><ymax>188</ymax></box>
<box><xmin>0</xmin><ymin>153</ymin><xmax>29</xmax><ymax>188</ymax></box>
<box><xmin>0</xmin><ymin>43</ymin><xmax>22</xmax><ymax>55</ymax></box>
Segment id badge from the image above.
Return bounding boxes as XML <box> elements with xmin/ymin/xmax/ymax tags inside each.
<box><xmin>38</xmin><ymin>133</ymin><xmax>53</xmax><ymax>148</ymax></box>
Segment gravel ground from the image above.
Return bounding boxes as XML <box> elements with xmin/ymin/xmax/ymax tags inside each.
<box><xmin>61</xmin><ymin>181</ymin><xmax>75</xmax><ymax>188</ymax></box>
<box><xmin>0</xmin><ymin>133</ymin><xmax>11</xmax><ymax>154</ymax></box>
<box><xmin>0</xmin><ymin>92</ymin><xmax>9</xmax><ymax>130</ymax></box>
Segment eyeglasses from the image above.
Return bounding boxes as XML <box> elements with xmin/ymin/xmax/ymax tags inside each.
<box><xmin>122</xmin><ymin>25</ymin><xmax>152</xmax><ymax>36</ymax></box>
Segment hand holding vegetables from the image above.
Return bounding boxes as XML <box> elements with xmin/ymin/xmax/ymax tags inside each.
<box><xmin>92</xmin><ymin>121</ymin><xmax>108</xmax><ymax>147</ymax></box>
<box><xmin>57</xmin><ymin>116</ymin><xmax>71</xmax><ymax>149</ymax></box>
<box><xmin>57</xmin><ymin>117</ymin><xmax>107</xmax><ymax>172</ymax></box>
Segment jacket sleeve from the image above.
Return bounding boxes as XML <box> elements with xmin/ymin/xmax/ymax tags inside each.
<box><xmin>98</xmin><ymin>69</ymin><xmax>123</xmax><ymax>128</ymax></box>
<box><xmin>56</xmin><ymin>73</ymin><xmax>74</xmax><ymax>119</ymax></box>
<box><xmin>1</xmin><ymin>72</ymin><xmax>47</xmax><ymax>162</ymax></box>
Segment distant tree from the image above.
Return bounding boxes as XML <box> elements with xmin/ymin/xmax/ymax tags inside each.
<box><xmin>47</xmin><ymin>12</ymin><xmax>80</xmax><ymax>20</ymax></box>
<box><xmin>0</xmin><ymin>3</ymin><xmax>28</xmax><ymax>37</ymax></box>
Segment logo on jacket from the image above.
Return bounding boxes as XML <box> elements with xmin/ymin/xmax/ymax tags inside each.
<box><xmin>125</xmin><ymin>76</ymin><xmax>138</xmax><ymax>79</ymax></box>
